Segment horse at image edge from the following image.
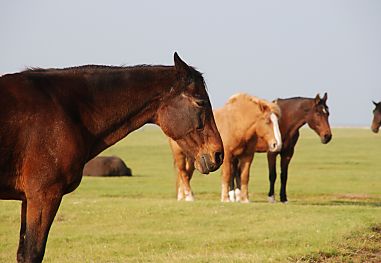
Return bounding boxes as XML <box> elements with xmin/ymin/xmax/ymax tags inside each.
<box><xmin>0</xmin><ymin>53</ymin><xmax>223</xmax><ymax>263</ymax></box>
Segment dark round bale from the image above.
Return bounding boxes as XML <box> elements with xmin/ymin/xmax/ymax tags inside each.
<box><xmin>83</xmin><ymin>156</ymin><xmax>132</xmax><ymax>177</ymax></box>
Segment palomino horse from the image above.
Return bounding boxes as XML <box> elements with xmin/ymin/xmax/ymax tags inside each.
<box><xmin>231</xmin><ymin>93</ymin><xmax>332</xmax><ymax>203</ymax></box>
<box><xmin>371</xmin><ymin>101</ymin><xmax>381</xmax><ymax>133</ymax></box>
<box><xmin>170</xmin><ymin>93</ymin><xmax>282</xmax><ymax>202</ymax></box>
<box><xmin>0</xmin><ymin>53</ymin><xmax>223</xmax><ymax>263</ymax></box>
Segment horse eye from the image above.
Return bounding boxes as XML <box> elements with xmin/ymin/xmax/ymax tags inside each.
<box><xmin>196</xmin><ymin>111</ymin><xmax>204</xmax><ymax>130</ymax></box>
<box><xmin>195</xmin><ymin>99</ymin><xmax>206</xmax><ymax>108</ymax></box>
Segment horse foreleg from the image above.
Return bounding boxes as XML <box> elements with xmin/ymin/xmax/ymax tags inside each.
<box><xmin>176</xmin><ymin>172</ymin><xmax>185</xmax><ymax>201</ymax></box>
<box><xmin>175</xmin><ymin>153</ymin><xmax>195</xmax><ymax>201</ymax></box>
<box><xmin>221</xmin><ymin>155</ymin><xmax>233</xmax><ymax>202</ymax></box>
<box><xmin>280</xmin><ymin>150</ymin><xmax>294</xmax><ymax>203</ymax></box>
<box><xmin>238</xmin><ymin>154</ymin><xmax>254</xmax><ymax>203</ymax></box>
<box><xmin>178</xmin><ymin>158</ymin><xmax>195</xmax><ymax>201</ymax></box>
<box><xmin>23</xmin><ymin>192</ymin><xmax>62</xmax><ymax>263</ymax></box>
<box><xmin>17</xmin><ymin>200</ymin><xmax>27</xmax><ymax>263</ymax></box>
<box><xmin>267</xmin><ymin>152</ymin><xmax>278</xmax><ymax>203</ymax></box>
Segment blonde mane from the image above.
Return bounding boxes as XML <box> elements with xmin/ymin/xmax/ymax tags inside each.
<box><xmin>227</xmin><ymin>93</ymin><xmax>281</xmax><ymax>117</ymax></box>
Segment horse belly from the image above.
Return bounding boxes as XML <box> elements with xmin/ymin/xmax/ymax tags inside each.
<box><xmin>0</xmin><ymin>150</ymin><xmax>25</xmax><ymax>200</ymax></box>
<box><xmin>0</xmin><ymin>173</ymin><xmax>25</xmax><ymax>200</ymax></box>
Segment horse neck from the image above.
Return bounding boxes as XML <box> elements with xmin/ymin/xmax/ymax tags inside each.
<box><xmin>76</xmin><ymin>67</ymin><xmax>176</xmax><ymax>157</ymax></box>
<box><xmin>241</xmin><ymin>104</ymin><xmax>266</xmax><ymax>142</ymax></box>
<box><xmin>279</xmin><ymin>99</ymin><xmax>312</xmax><ymax>137</ymax></box>
<box><xmin>215</xmin><ymin>102</ymin><xmax>263</xmax><ymax>144</ymax></box>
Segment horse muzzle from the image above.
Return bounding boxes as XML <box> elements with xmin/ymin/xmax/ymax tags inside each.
<box><xmin>371</xmin><ymin>123</ymin><xmax>380</xmax><ymax>133</ymax></box>
<box><xmin>321</xmin><ymin>133</ymin><xmax>332</xmax><ymax>144</ymax></box>
<box><xmin>195</xmin><ymin>152</ymin><xmax>223</xmax><ymax>174</ymax></box>
<box><xmin>268</xmin><ymin>141</ymin><xmax>282</xmax><ymax>152</ymax></box>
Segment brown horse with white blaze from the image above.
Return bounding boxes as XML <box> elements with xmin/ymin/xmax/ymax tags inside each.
<box><xmin>0</xmin><ymin>53</ymin><xmax>223</xmax><ymax>263</ymax></box>
<box><xmin>371</xmin><ymin>101</ymin><xmax>381</xmax><ymax>133</ymax></box>
<box><xmin>170</xmin><ymin>93</ymin><xmax>282</xmax><ymax>202</ymax></box>
<box><xmin>230</xmin><ymin>93</ymin><xmax>332</xmax><ymax>203</ymax></box>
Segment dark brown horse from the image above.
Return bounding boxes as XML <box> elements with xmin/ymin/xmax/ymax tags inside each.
<box><xmin>0</xmin><ymin>53</ymin><xmax>223</xmax><ymax>263</ymax></box>
<box><xmin>371</xmin><ymin>101</ymin><xmax>381</xmax><ymax>133</ymax></box>
<box><xmin>83</xmin><ymin>156</ymin><xmax>132</xmax><ymax>177</ymax></box>
<box><xmin>231</xmin><ymin>93</ymin><xmax>332</xmax><ymax>203</ymax></box>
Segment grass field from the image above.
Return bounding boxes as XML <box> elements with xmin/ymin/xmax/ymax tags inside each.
<box><xmin>1</xmin><ymin>128</ymin><xmax>380</xmax><ymax>262</ymax></box>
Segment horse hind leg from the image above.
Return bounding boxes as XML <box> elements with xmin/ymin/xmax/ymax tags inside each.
<box><xmin>176</xmin><ymin>157</ymin><xmax>195</xmax><ymax>201</ymax></box>
<box><xmin>183</xmin><ymin>158</ymin><xmax>195</xmax><ymax>201</ymax></box>
<box><xmin>228</xmin><ymin>158</ymin><xmax>239</xmax><ymax>202</ymax></box>
<box><xmin>23</xmin><ymin>191</ymin><xmax>63</xmax><ymax>263</ymax></box>
<box><xmin>221</xmin><ymin>154</ymin><xmax>236</xmax><ymax>202</ymax></box>
<box><xmin>17</xmin><ymin>200</ymin><xmax>27</xmax><ymax>263</ymax></box>
<box><xmin>230</xmin><ymin>158</ymin><xmax>242</xmax><ymax>202</ymax></box>
<box><xmin>238</xmin><ymin>154</ymin><xmax>254</xmax><ymax>203</ymax></box>
<box><xmin>176</xmin><ymin>171</ymin><xmax>185</xmax><ymax>201</ymax></box>
<box><xmin>280</xmin><ymin>151</ymin><xmax>294</xmax><ymax>203</ymax></box>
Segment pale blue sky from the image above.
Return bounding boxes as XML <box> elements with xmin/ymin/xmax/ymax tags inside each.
<box><xmin>1</xmin><ymin>1</ymin><xmax>380</xmax><ymax>126</ymax></box>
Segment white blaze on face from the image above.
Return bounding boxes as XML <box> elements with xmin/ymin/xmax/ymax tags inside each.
<box><xmin>270</xmin><ymin>113</ymin><xmax>282</xmax><ymax>150</ymax></box>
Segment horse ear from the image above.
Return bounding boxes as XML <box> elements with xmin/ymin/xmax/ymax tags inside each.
<box><xmin>258</xmin><ymin>102</ymin><xmax>269</xmax><ymax>113</ymax></box>
<box><xmin>322</xmin><ymin>92</ymin><xmax>328</xmax><ymax>103</ymax></box>
<box><xmin>373</xmin><ymin>101</ymin><xmax>378</xmax><ymax>106</ymax></box>
<box><xmin>174</xmin><ymin>52</ymin><xmax>191</xmax><ymax>78</ymax></box>
<box><xmin>314</xmin><ymin>94</ymin><xmax>321</xmax><ymax>105</ymax></box>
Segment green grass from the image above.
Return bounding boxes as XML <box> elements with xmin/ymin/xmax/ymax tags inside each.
<box><xmin>1</xmin><ymin>128</ymin><xmax>380</xmax><ymax>262</ymax></box>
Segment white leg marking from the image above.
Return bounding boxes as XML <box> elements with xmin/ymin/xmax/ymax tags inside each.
<box><xmin>268</xmin><ymin>195</ymin><xmax>276</xmax><ymax>203</ymax></box>
<box><xmin>270</xmin><ymin>113</ymin><xmax>282</xmax><ymax>150</ymax></box>
<box><xmin>228</xmin><ymin>190</ymin><xmax>235</xmax><ymax>202</ymax></box>
<box><xmin>234</xmin><ymin>188</ymin><xmax>241</xmax><ymax>202</ymax></box>
<box><xmin>177</xmin><ymin>187</ymin><xmax>184</xmax><ymax>201</ymax></box>
<box><xmin>184</xmin><ymin>190</ymin><xmax>195</xmax><ymax>202</ymax></box>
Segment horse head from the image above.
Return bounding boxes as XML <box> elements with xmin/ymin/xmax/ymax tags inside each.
<box><xmin>156</xmin><ymin>53</ymin><xmax>223</xmax><ymax>174</ymax></box>
<box><xmin>255</xmin><ymin>100</ymin><xmax>282</xmax><ymax>152</ymax></box>
<box><xmin>306</xmin><ymin>92</ymin><xmax>332</xmax><ymax>144</ymax></box>
<box><xmin>372</xmin><ymin>101</ymin><xmax>381</xmax><ymax>133</ymax></box>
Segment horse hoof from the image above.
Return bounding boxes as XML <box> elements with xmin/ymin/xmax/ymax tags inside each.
<box><xmin>240</xmin><ymin>199</ymin><xmax>250</xmax><ymax>203</ymax></box>
<box><xmin>185</xmin><ymin>195</ymin><xmax>195</xmax><ymax>202</ymax></box>
<box><xmin>268</xmin><ymin>196</ymin><xmax>276</xmax><ymax>203</ymax></box>
<box><xmin>281</xmin><ymin>201</ymin><xmax>288</xmax><ymax>204</ymax></box>
<box><xmin>221</xmin><ymin>197</ymin><xmax>231</xmax><ymax>203</ymax></box>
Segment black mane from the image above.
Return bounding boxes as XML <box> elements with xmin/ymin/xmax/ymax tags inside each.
<box><xmin>23</xmin><ymin>64</ymin><xmax>203</xmax><ymax>77</ymax></box>
<box><xmin>19</xmin><ymin>63</ymin><xmax>207</xmax><ymax>94</ymax></box>
<box><xmin>22</xmin><ymin>64</ymin><xmax>170</xmax><ymax>73</ymax></box>
<box><xmin>277</xmin><ymin>96</ymin><xmax>313</xmax><ymax>101</ymax></box>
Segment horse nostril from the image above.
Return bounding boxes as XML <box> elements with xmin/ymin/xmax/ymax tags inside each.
<box><xmin>323</xmin><ymin>134</ymin><xmax>332</xmax><ymax>143</ymax></box>
<box><xmin>214</xmin><ymin>151</ymin><xmax>224</xmax><ymax>166</ymax></box>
